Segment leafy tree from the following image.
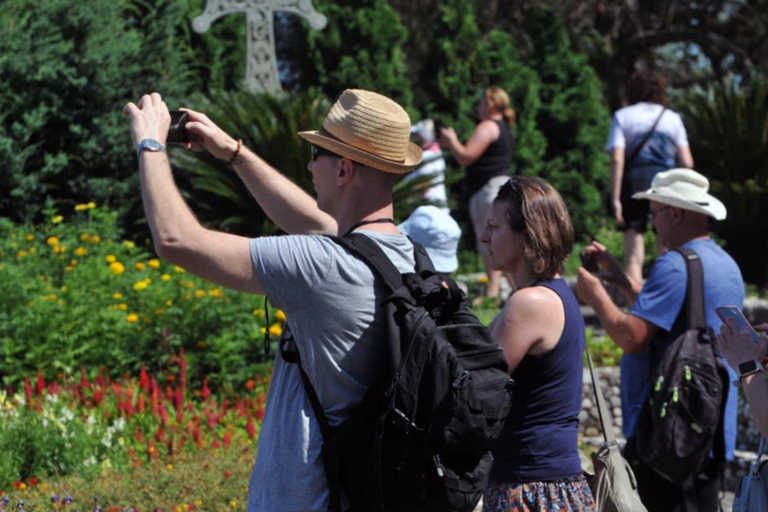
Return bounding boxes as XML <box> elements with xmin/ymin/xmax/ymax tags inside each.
<box><xmin>289</xmin><ymin>0</ymin><xmax>413</xmax><ymax>114</ymax></box>
<box><xmin>0</xmin><ymin>0</ymin><xmax>200</xmax><ymax>230</ymax></box>
<box><xmin>679</xmin><ymin>79</ymin><xmax>768</xmax><ymax>287</ymax></box>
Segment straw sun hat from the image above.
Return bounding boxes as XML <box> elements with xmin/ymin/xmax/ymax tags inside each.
<box><xmin>632</xmin><ymin>168</ymin><xmax>727</xmax><ymax>220</ymax></box>
<box><xmin>298</xmin><ymin>89</ymin><xmax>422</xmax><ymax>174</ymax></box>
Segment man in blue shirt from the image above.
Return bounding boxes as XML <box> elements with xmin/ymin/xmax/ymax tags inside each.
<box><xmin>576</xmin><ymin>169</ymin><xmax>743</xmax><ymax>512</ymax></box>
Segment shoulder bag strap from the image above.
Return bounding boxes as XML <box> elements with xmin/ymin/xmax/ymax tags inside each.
<box><xmin>586</xmin><ymin>349</ymin><xmax>617</xmax><ymax>446</ymax></box>
<box><xmin>625</xmin><ymin>108</ymin><xmax>667</xmax><ymax>169</ymax></box>
<box><xmin>673</xmin><ymin>247</ymin><xmax>707</xmax><ymax>330</ymax></box>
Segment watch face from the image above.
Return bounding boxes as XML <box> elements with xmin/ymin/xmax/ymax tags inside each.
<box><xmin>739</xmin><ymin>360</ymin><xmax>760</xmax><ymax>375</ymax></box>
<box><xmin>145</xmin><ymin>139</ymin><xmax>163</xmax><ymax>151</ymax></box>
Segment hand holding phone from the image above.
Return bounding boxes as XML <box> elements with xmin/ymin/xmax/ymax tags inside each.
<box><xmin>167</xmin><ymin>110</ymin><xmax>190</xmax><ymax>145</ymax></box>
<box><xmin>579</xmin><ymin>250</ymin><xmax>599</xmax><ymax>273</ymax></box>
<box><xmin>715</xmin><ymin>306</ymin><xmax>760</xmax><ymax>344</ymax></box>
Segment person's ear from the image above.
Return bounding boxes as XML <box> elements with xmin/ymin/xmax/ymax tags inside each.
<box><xmin>337</xmin><ymin>158</ymin><xmax>356</xmax><ymax>185</ymax></box>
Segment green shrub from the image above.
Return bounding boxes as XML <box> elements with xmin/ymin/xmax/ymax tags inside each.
<box><xmin>0</xmin><ymin>206</ymin><xmax>280</xmax><ymax>390</ymax></box>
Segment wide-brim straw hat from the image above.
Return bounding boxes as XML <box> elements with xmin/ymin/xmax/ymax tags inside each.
<box><xmin>298</xmin><ymin>89</ymin><xmax>422</xmax><ymax>174</ymax></box>
<box><xmin>632</xmin><ymin>168</ymin><xmax>727</xmax><ymax>220</ymax></box>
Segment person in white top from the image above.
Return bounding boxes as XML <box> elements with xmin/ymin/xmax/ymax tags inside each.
<box><xmin>405</xmin><ymin>119</ymin><xmax>448</xmax><ymax>209</ymax></box>
<box><xmin>606</xmin><ymin>70</ymin><xmax>694</xmax><ymax>282</ymax></box>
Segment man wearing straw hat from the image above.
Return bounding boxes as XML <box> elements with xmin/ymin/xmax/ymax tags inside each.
<box><xmin>575</xmin><ymin>168</ymin><xmax>744</xmax><ymax>512</ymax></box>
<box><xmin>124</xmin><ymin>90</ymin><xmax>422</xmax><ymax>512</ymax></box>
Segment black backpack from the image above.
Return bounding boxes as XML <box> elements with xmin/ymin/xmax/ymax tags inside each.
<box><xmin>631</xmin><ymin>248</ymin><xmax>728</xmax><ymax>489</ymax></box>
<box><xmin>280</xmin><ymin>233</ymin><xmax>515</xmax><ymax>512</ymax></box>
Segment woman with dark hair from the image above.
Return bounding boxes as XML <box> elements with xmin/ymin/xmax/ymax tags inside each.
<box><xmin>440</xmin><ymin>86</ymin><xmax>515</xmax><ymax>299</ymax></box>
<box><xmin>607</xmin><ymin>69</ymin><xmax>694</xmax><ymax>282</ymax></box>
<box><xmin>480</xmin><ymin>176</ymin><xmax>595</xmax><ymax>511</ymax></box>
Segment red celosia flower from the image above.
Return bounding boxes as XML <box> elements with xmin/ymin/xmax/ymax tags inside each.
<box><xmin>28</xmin><ymin>477</ymin><xmax>38</xmax><ymax>486</ymax></box>
<box><xmin>140</xmin><ymin>364</ymin><xmax>150</xmax><ymax>392</ymax></box>
<box><xmin>245</xmin><ymin>379</ymin><xmax>255</xmax><ymax>391</ymax></box>
<box><xmin>12</xmin><ymin>481</ymin><xmax>22</xmax><ymax>489</ymax></box>
<box><xmin>202</xmin><ymin>378</ymin><xmax>211</xmax><ymax>400</ymax></box>
<box><xmin>223</xmin><ymin>471</ymin><xmax>231</xmax><ymax>479</ymax></box>
<box><xmin>35</xmin><ymin>370</ymin><xmax>45</xmax><ymax>396</ymax></box>
<box><xmin>223</xmin><ymin>432</ymin><xmax>232</xmax><ymax>448</ymax></box>
<box><xmin>246</xmin><ymin>417</ymin><xmax>256</xmax><ymax>440</ymax></box>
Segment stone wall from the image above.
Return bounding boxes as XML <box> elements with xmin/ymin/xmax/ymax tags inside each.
<box><xmin>578</xmin><ymin>366</ymin><xmax>764</xmax><ymax>489</ymax></box>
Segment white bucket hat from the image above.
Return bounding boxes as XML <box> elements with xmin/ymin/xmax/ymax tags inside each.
<box><xmin>632</xmin><ymin>168</ymin><xmax>727</xmax><ymax>221</ymax></box>
<box><xmin>398</xmin><ymin>206</ymin><xmax>461</xmax><ymax>273</ymax></box>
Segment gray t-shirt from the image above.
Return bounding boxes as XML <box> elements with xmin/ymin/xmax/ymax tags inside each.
<box><xmin>246</xmin><ymin>231</ymin><xmax>415</xmax><ymax>512</ymax></box>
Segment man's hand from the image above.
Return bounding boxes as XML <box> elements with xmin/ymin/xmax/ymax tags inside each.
<box><xmin>123</xmin><ymin>92</ymin><xmax>171</xmax><ymax>147</ymax></box>
<box><xmin>576</xmin><ymin>267</ymin><xmax>606</xmax><ymax>307</ymax></box>
<box><xmin>716</xmin><ymin>320</ymin><xmax>768</xmax><ymax>371</ymax></box>
<box><xmin>581</xmin><ymin>241</ymin><xmax>631</xmax><ymax>290</ymax></box>
<box><xmin>181</xmin><ymin>108</ymin><xmax>240</xmax><ymax>162</ymax></box>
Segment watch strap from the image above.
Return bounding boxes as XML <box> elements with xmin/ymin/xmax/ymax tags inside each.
<box><xmin>136</xmin><ymin>138</ymin><xmax>167</xmax><ymax>157</ymax></box>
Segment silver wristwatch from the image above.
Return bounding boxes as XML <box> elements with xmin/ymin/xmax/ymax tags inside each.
<box><xmin>733</xmin><ymin>359</ymin><xmax>765</xmax><ymax>387</ymax></box>
<box><xmin>136</xmin><ymin>138</ymin><xmax>167</xmax><ymax>157</ymax></box>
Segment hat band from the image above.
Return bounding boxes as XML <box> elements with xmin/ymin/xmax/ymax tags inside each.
<box><xmin>318</xmin><ymin>127</ymin><xmax>407</xmax><ymax>165</ymax></box>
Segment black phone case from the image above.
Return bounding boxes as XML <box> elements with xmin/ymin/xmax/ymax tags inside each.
<box><xmin>167</xmin><ymin>111</ymin><xmax>190</xmax><ymax>144</ymax></box>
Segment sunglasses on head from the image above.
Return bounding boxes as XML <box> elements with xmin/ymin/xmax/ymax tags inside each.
<box><xmin>311</xmin><ymin>145</ymin><xmax>341</xmax><ymax>161</ymax></box>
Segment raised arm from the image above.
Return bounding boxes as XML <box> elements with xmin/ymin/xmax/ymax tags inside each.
<box><xmin>124</xmin><ymin>93</ymin><xmax>264</xmax><ymax>295</ymax></box>
<box><xmin>439</xmin><ymin>120</ymin><xmax>499</xmax><ymax>167</ymax></box>
<box><xmin>182</xmin><ymin>108</ymin><xmax>338</xmax><ymax>235</ymax></box>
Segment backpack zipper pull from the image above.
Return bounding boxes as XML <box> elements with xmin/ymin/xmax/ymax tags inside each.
<box><xmin>654</xmin><ymin>376</ymin><xmax>664</xmax><ymax>392</ymax></box>
<box><xmin>433</xmin><ymin>454</ymin><xmax>445</xmax><ymax>478</ymax></box>
<box><xmin>452</xmin><ymin>370</ymin><xmax>470</xmax><ymax>389</ymax></box>
<box><xmin>660</xmin><ymin>402</ymin><xmax>668</xmax><ymax>418</ymax></box>
<box><xmin>672</xmin><ymin>386</ymin><xmax>679</xmax><ymax>403</ymax></box>
<box><xmin>685</xmin><ymin>365</ymin><xmax>692</xmax><ymax>381</ymax></box>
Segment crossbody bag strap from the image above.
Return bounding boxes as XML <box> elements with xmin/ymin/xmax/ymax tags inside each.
<box><xmin>587</xmin><ymin>348</ymin><xmax>617</xmax><ymax>445</ymax></box>
<box><xmin>625</xmin><ymin>107</ymin><xmax>667</xmax><ymax>169</ymax></box>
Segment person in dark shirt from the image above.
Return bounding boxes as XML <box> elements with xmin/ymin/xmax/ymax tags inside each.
<box><xmin>440</xmin><ymin>86</ymin><xmax>514</xmax><ymax>299</ymax></box>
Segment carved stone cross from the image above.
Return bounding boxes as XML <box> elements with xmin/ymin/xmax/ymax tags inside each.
<box><xmin>192</xmin><ymin>0</ymin><xmax>327</xmax><ymax>94</ymax></box>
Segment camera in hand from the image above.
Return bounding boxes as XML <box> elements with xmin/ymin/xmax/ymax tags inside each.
<box><xmin>579</xmin><ymin>250</ymin><xmax>599</xmax><ymax>273</ymax></box>
<box><xmin>167</xmin><ymin>110</ymin><xmax>190</xmax><ymax>144</ymax></box>
<box><xmin>433</xmin><ymin>119</ymin><xmax>445</xmax><ymax>139</ymax></box>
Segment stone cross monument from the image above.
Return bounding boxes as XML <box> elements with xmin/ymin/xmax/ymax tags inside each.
<box><xmin>192</xmin><ymin>0</ymin><xmax>327</xmax><ymax>94</ymax></box>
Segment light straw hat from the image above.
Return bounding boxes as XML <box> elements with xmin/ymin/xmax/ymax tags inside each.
<box><xmin>299</xmin><ymin>89</ymin><xmax>422</xmax><ymax>174</ymax></box>
<box><xmin>632</xmin><ymin>168</ymin><xmax>727</xmax><ymax>220</ymax></box>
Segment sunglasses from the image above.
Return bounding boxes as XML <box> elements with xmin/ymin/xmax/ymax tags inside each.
<box><xmin>311</xmin><ymin>145</ymin><xmax>341</xmax><ymax>161</ymax></box>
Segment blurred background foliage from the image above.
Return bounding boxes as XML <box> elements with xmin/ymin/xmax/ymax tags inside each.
<box><xmin>1</xmin><ymin>0</ymin><xmax>768</xmax><ymax>286</ymax></box>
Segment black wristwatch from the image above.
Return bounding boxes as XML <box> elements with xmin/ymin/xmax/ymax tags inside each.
<box><xmin>734</xmin><ymin>360</ymin><xmax>765</xmax><ymax>387</ymax></box>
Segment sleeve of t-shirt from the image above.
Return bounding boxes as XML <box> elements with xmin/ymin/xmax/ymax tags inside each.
<box><xmin>605</xmin><ymin>115</ymin><xmax>625</xmax><ymax>151</ymax></box>
<box><xmin>630</xmin><ymin>251</ymin><xmax>687</xmax><ymax>332</ymax></box>
<box><xmin>249</xmin><ymin>235</ymin><xmax>335</xmax><ymax>314</ymax></box>
<box><xmin>671</xmin><ymin>112</ymin><xmax>690</xmax><ymax>148</ymax></box>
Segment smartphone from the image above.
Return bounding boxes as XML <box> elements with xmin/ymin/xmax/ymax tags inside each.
<box><xmin>715</xmin><ymin>306</ymin><xmax>760</xmax><ymax>343</ymax></box>
<box><xmin>433</xmin><ymin>119</ymin><xmax>445</xmax><ymax>138</ymax></box>
<box><xmin>579</xmin><ymin>250</ymin><xmax>599</xmax><ymax>273</ymax></box>
<box><xmin>167</xmin><ymin>110</ymin><xmax>190</xmax><ymax>144</ymax></box>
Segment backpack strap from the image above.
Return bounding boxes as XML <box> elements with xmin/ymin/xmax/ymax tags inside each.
<box><xmin>673</xmin><ymin>247</ymin><xmax>707</xmax><ymax>330</ymax></box>
<box><xmin>330</xmin><ymin>233</ymin><xmax>406</xmax><ymax>292</ymax></box>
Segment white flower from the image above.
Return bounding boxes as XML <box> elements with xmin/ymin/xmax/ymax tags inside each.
<box><xmin>84</xmin><ymin>456</ymin><xmax>97</xmax><ymax>467</ymax></box>
<box><xmin>113</xmin><ymin>417</ymin><xmax>126</xmax><ymax>431</ymax></box>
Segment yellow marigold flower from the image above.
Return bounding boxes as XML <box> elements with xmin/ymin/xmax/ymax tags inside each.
<box><xmin>166</xmin><ymin>463</ymin><xmax>174</xmax><ymax>471</ymax></box>
<box><xmin>175</xmin><ymin>507</ymin><xmax>182</xmax><ymax>512</ymax></box>
<box><xmin>161</xmin><ymin>274</ymin><xmax>171</xmax><ymax>281</ymax></box>
<box><xmin>147</xmin><ymin>446</ymin><xmax>156</xmax><ymax>454</ymax></box>
<box><xmin>105</xmin><ymin>254</ymin><xmax>116</xmax><ymax>263</ymax></box>
<box><xmin>48</xmin><ymin>294</ymin><xmax>57</xmax><ymax>300</ymax></box>
<box><xmin>275</xmin><ymin>309</ymin><xmax>286</xmax><ymax>322</ymax></box>
<box><xmin>173</xmin><ymin>265</ymin><xmax>186</xmax><ymax>273</ymax></box>
<box><xmin>269</xmin><ymin>324</ymin><xmax>282</xmax><ymax>337</ymax></box>
<box><xmin>195</xmin><ymin>501</ymin><xmax>202</xmax><ymax>507</ymax></box>
<box><xmin>253</xmin><ymin>308</ymin><xmax>265</xmax><ymax>317</ymax></box>
<box><xmin>197</xmin><ymin>340</ymin><xmax>207</xmax><ymax>348</ymax></box>
<box><xmin>52</xmin><ymin>215</ymin><xmax>63</xmax><ymax>224</ymax></box>
<box><xmin>148</xmin><ymin>259</ymin><xmax>160</xmax><ymax>269</ymax></box>
<box><xmin>183</xmin><ymin>504</ymin><xmax>190</xmax><ymax>512</ymax></box>
<box><xmin>185</xmin><ymin>282</ymin><xmax>195</xmax><ymax>289</ymax></box>
<box><xmin>113</xmin><ymin>292</ymin><xmax>123</xmax><ymax>299</ymax></box>
<box><xmin>90</xmin><ymin>235</ymin><xmax>101</xmax><ymax>244</ymax></box>
<box><xmin>126</xmin><ymin>313</ymin><xmax>138</xmax><ymax>323</ymax></box>
<box><xmin>209</xmin><ymin>288</ymin><xmax>222</xmax><ymax>298</ymax></box>
<box><xmin>79</xmin><ymin>233</ymin><xmax>90</xmax><ymax>242</ymax></box>
<box><xmin>25</xmin><ymin>234</ymin><xmax>34</xmax><ymax>242</ymax></box>
<box><xmin>165</xmin><ymin>299</ymin><xmax>173</xmax><ymax>307</ymax></box>
<box><xmin>74</xmin><ymin>247</ymin><xmax>87</xmax><ymax>257</ymax></box>
<box><xmin>135</xmin><ymin>262</ymin><xmax>145</xmax><ymax>271</ymax></box>
<box><xmin>70</xmin><ymin>259</ymin><xmax>77</xmax><ymax>265</ymax></box>
<box><xmin>122</xmin><ymin>240</ymin><xmax>135</xmax><ymax>249</ymax></box>
<box><xmin>182</xmin><ymin>293</ymin><xmax>191</xmax><ymax>300</ymax></box>
<box><xmin>29</xmin><ymin>247</ymin><xmax>37</xmax><ymax>254</ymax></box>
<box><xmin>195</xmin><ymin>289</ymin><xmax>206</xmax><ymax>298</ymax></box>
<box><xmin>155</xmin><ymin>308</ymin><xmax>164</xmax><ymax>315</ymax></box>
<box><xmin>16</xmin><ymin>250</ymin><xmax>28</xmax><ymax>258</ymax></box>
<box><xmin>46</xmin><ymin>236</ymin><xmax>60</xmax><ymax>246</ymax></box>
<box><xmin>229</xmin><ymin>501</ymin><xmax>237</xmax><ymax>509</ymax></box>
<box><xmin>87</xmin><ymin>201</ymin><xmax>96</xmax><ymax>209</ymax></box>
<box><xmin>61</xmin><ymin>286</ymin><xmax>67</xmax><ymax>292</ymax></box>
<box><xmin>75</xmin><ymin>203</ymin><xmax>88</xmax><ymax>211</ymax></box>
<box><xmin>133</xmin><ymin>281</ymin><xmax>149</xmax><ymax>291</ymax></box>
<box><xmin>19</xmin><ymin>483</ymin><xmax>26</xmax><ymax>491</ymax></box>
<box><xmin>478</xmin><ymin>275</ymin><xmax>490</xmax><ymax>284</ymax></box>
<box><xmin>109</xmin><ymin>262</ymin><xmax>125</xmax><ymax>275</ymax></box>
<box><xmin>117</xmin><ymin>303</ymin><xmax>128</xmax><ymax>311</ymax></box>
<box><xmin>53</xmin><ymin>245</ymin><xmax>66</xmax><ymax>254</ymax></box>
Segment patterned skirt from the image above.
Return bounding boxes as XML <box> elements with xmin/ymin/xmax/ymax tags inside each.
<box><xmin>482</xmin><ymin>474</ymin><xmax>596</xmax><ymax>512</ymax></box>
